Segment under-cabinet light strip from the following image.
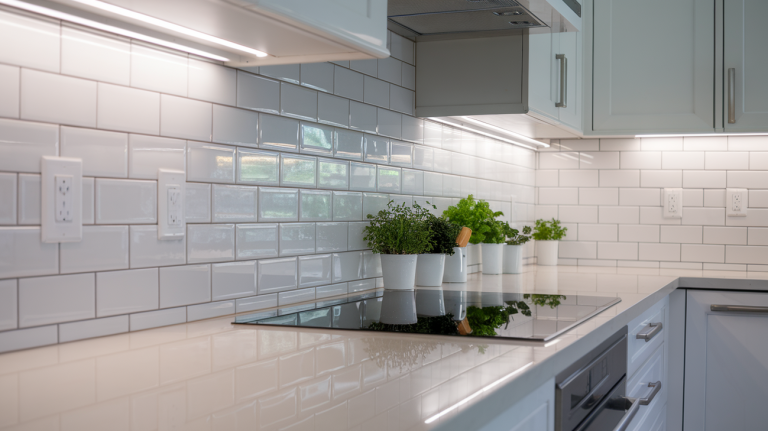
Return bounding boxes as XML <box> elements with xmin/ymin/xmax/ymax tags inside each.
<box><xmin>429</xmin><ymin>118</ymin><xmax>544</xmax><ymax>151</ymax></box>
<box><xmin>460</xmin><ymin>116</ymin><xmax>551</xmax><ymax>147</ymax></box>
<box><xmin>424</xmin><ymin>362</ymin><xmax>534</xmax><ymax>424</ymax></box>
<box><xmin>69</xmin><ymin>0</ymin><xmax>268</xmax><ymax>58</ymax></box>
<box><xmin>0</xmin><ymin>0</ymin><xmax>231</xmax><ymax>61</ymax></box>
<box><xmin>636</xmin><ymin>133</ymin><xmax>768</xmax><ymax>138</ymax></box>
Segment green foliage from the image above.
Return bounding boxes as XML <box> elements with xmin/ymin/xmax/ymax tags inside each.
<box><xmin>503</xmin><ymin>224</ymin><xmax>532</xmax><ymax>246</ymax></box>
<box><xmin>532</xmin><ymin>218</ymin><xmax>568</xmax><ymax>241</ymax></box>
<box><xmin>364</xmin><ymin>201</ymin><xmax>432</xmax><ymax>254</ymax></box>
<box><xmin>465</xmin><ymin>302</ymin><xmax>532</xmax><ymax>337</ymax></box>
<box><xmin>442</xmin><ymin>195</ymin><xmax>505</xmax><ymax>244</ymax></box>
<box><xmin>524</xmin><ymin>294</ymin><xmax>567</xmax><ymax>308</ymax></box>
<box><xmin>366</xmin><ymin>313</ymin><xmax>459</xmax><ymax>335</ymax></box>
<box><xmin>425</xmin><ymin>207</ymin><xmax>461</xmax><ymax>255</ymax></box>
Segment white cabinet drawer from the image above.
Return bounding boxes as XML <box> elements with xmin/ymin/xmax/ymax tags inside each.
<box><xmin>627</xmin><ymin>295</ymin><xmax>668</xmax><ymax>379</ymax></box>
<box><xmin>626</xmin><ymin>344</ymin><xmax>667</xmax><ymax>431</ymax></box>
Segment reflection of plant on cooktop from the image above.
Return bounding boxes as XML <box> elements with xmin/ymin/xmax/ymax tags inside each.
<box><xmin>367</xmin><ymin>314</ymin><xmax>459</xmax><ymax>335</ymax></box>
<box><xmin>363</xmin><ymin>337</ymin><xmax>440</xmax><ymax>372</ymax></box>
<box><xmin>524</xmin><ymin>294</ymin><xmax>567</xmax><ymax>309</ymax></box>
<box><xmin>466</xmin><ymin>301</ymin><xmax>532</xmax><ymax>337</ymax></box>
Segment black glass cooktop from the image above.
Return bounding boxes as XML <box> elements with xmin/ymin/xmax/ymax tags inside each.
<box><xmin>233</xmin><ymin>290</ymin><xmax>620</xmax><ymax>342</ymax></box>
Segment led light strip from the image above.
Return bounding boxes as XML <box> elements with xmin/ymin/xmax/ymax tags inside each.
<box><xmin>69</xmin><ymin>0</ymin><xmax>268</xmax><ymax>57</ymax></box>
<box><xmin>424</xmin><ymin>362</ymin><xmax>534</xmax><ymax>424</ymax></box>
<box><xmin>460</xmin><ymin>116</ymin><xmax>550</xmax><ymax>147</ymax></box>
<box><xmin>429</xmin><ymin>118</ymin><xmax>545</xmax><ymax>151</ymax></box>
<box><xmin>0</xmin><ymin>0</ymin><xmax>231</xmax><ymax>61</ymax></box>
<box><xmin>636</xmin><ymin>133</ymin><xmax>768</xmax><ymax>138</ymax></box>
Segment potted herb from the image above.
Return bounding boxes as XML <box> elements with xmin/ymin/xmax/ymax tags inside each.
<box><xmin>502</xmin><ymin>224</ymin><xmax>532</xmax><ymax>274</ymax></box>
<box><xmin>532</xmin><ymin>218</ymin><xmax>568</xmax><ymax>266</ymax></box>
<box><xmin>415</xmin><ymin>210</ymin><xmax>461</xmax><ymax>287</ymax></box>
<box><xmin>364</xmin><ymin>201</ymin><xmax>431</xmax><ymax>290</ymax></box>
<box><xmin>443</xmin><ymin>195</ymin><xmax>506</xmax><ymax>276</ymax></box>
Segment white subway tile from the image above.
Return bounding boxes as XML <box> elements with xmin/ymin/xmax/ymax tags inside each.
<box><xmin>536</xmin><ymin>170</ymin><xmax>558</xmax><ymax>187</ymax></box>
<box><xmin>559</xmin><ymin>241</ymin><xmax>597</xmax><ymax>259</ymax></box>
<box><xmin>641</xmin><ymin>137</ymin><xmax>682</xmax><ymax>151</ymax></box>
<box><xmin>639</xmin><ymin>243</ymin><xmax>680</xmax><ymax>261</ymax></box>
<box><xmin>363</xmin><ymin>193</ymin><xmax>388</xmax><ymax>219</ymax></box>
<box><xmin>237</xmin><ymin>148</ymin><xmax>279</xmax><ymax>186</ymax></box>
<box><xmin>349</xmin><ymin>278</ymin><xmax>375</xmax><ymax>293</ymax></box>
<box><xmin>377</xmin><ymin>109</ymin><xmax>401</xmax><ymax>139</ymax></box>
<box><xmin>580</xmin><ymin>152</ymin><xmax>619</xmax><ymax>169</ymax></box>
<box><xmin>704</xmin><ymin>263</ymin><xmax>745</xmax><ymax>271</ymax></box>
<box><xmin>96</xmin><ymin>268</ymin><xmax>158</xmax><ymax>317</ymax></box>
<box><xmin>62</xmin><ymin>26</ymin><xmax>130</xmax><ymax>85</ymax></box>
<box><xmin>559</xmin><ymin>139</ymin><xmax>600</xmax><ymax>151</ymax></box>
<box><xmin>683</xmin><ymin>171</ymin><xmax>726</xmax><ymax>188</ymax></box>
<box><xmin>212</xmin><ymin>261</ymin><xmax>257</xmax><ymax>301</ymax></box>
<box><xmin>442</xmin><ymin>174</ymin><xmax>461</xmax><ymax>197</ymax></box>
<box><xmin>390</xmin><ymin>33</ymin><xmax>415</xmax><ymax>64</ymax></box>
<box><xmin>335</xmin><ymin>129</ymin><xmax>364</xmax><ymax>161</ymax></box>
<box><xmin>21</xmin><ymin>69</ymin><xmax>96</xmax><ymax>127</ymax></box>
<box><xmin>0</xmin><ymin>227</ymin><xmax>58</xmax><ymax>278</ymax></box>
<box><xmin>559</xmin><ymin>170</ymin><xmax>597</xmax><ymax>187</ymax></box>
<box><xmin>684</xmin><ymin>136</ymin><xmax>727</xmax><ymax>151</ymax></box>
<box><xmin>212</xmin><ymin>105</ymin><xmax>258</xmax><ymax>148</ymax></box>
<box><xmin>129</xmin><ymin>225</ymin><xmax>185</xmax><ymax>268</ymax></box>
<box><xmin>237</xmin><ymin>71</ymin><xmax>280</xmax><ymax>114</ymax></box>
<box><xmin>258</xmin><ymin>188</ymin><xmax>299</xmax><ymax>222</ymax></box>
<box><xmin>349</xmin><ymin>162</ymin><xmax>377</xmax><ymax>192</ymax></box>
<box><xmin>0</xmin><ymin>9</ymin><xmax>60</xmax><ymax>72</ymax></box>
<box><xmin>433</xmin><ymin>149</ymin><xmax>452</xmax><ymax>173</ymax></box>
<box><xmin>703</xmin><ymin>227</ymin><xmax>747</xmax><ymax>245</ymax></box>
<box><xmin>662</xmin><ymin>151</ymin><xmax>704</xmax><ymax>169</ymax></box>
<box><xmin>619</xmin><ymin>225</ymin><xmax>659</xmax><ymax>242</ymax></box>
<box><xmin>127</xmin><ymin>135</ymin><xmax>186</xmax><ymax>180</ymax></box>
<box><xmin>599</xmin><ymin>206</ymin><xmax>639</xmax><ymax>224</ymax></box>
<box><xmin>0</xmin><ymin>173</ymin><xmax>16</xmax><ymax>225</ymax></box>
<box><xmin>728</xmin><ymin>171</ymin><xmax>768</xmax><ymax>188</ymax></box>
<box><xmin>535</xmin><ymin>205</ymin><xmax>558</xmax><ymax>221</ymax></box>
<box><xmin>600</xmin><ymin>170</ymin><xmax>640</xmax><ymax>187</ymax></box>
<box><xmin>423</xmin><ymin>172</ymin><xmax>442</xmax><ymax>196</ymax></box>
<box><xmin>682</xmin><ymin>207</ymin><xmax>725</xmax><ymax>226</ymax></box>
<box><xmin>704</xmin><ymin>189</ymin><xmax>725</xmax><ymax>207</ymax></box>
<box><xmin>601</xmin><ymin>138</ymin><xmax>640</xmax><ymax>151</ymax></box>
<box><xmin>60</xmin><ymin>127</ymin><xmax>127</xmax><ymax>178</ymax></box>
<box><xmin>334</xmin><ymin>66</ymin><xmax>364</xmax><ymax>101</ymax></box>
<box><xmin>0</xmin><ymin>279</ymin><xmax>17</xmax><ymax>331</ymax></box>
<box><xmin>59</xmin><ymin>315</ymin><xmax>128</xmax><ymax>343</ymax></box>
<box><xmin>316</xmin><ymin>222</ymin><xmax>348</xmax><ymax>253</ymax></box>
<box><xmin>95</xmin><ymin>179</ymin><xmax>157</xmax><ymax>224</ymax></box>
<box><xmin>316</xmin><ymin>283</ymin><xmax>348</xmax><ymax>299</ymax></box>
<box><xmin>235</xmin><ymin>294</ymin><xmax>277</xmax><ymax>313</ymax></box>
<box><xmin>750</xmin><ymin>190</ymin><xmax>768</xmax><ymax>208</ymax></box>
<box><xmin>0</xmin><ymin>325</ymin><xmax>57</xmax><ymax>353</ymax></box>
<box><xmin>281</xmin><ymin>154</ymin><xmax>317</xmax><ymax>188</ymax></box>
<box><xmin>390</xmin><ymin>85</ymin><xmax>414</xmax><ymax>115</ymax></box>
<box><xmin>159</xmin><ymin>264</ymin><xmax>210</xmax><ymax>308</ymax></box>
<box><xmin>187</xmin><ymin>300</ymin><xmax>235</xmax><ymax>321</ymax></box>
<box><xmin>619</xmin><ymin>188</ymin><xmax>660</xmax><ymax>206</ymax></box>
<box><xmin>189</xmin><ymin>59</ymin><xmax>236</xmax><ymax>105</ymax></box>
<box><xmin>0</xmin><ymin>64</ymin><xmax>19</xmax><ymax>118</ymax></box>
<box><xmin>539</xmin><ymin>188</ymin><xmax>578</xmax><ymax>205</ymax></box>
<box><xmin>683</xmin><ymin>189</ymin><xmax>703</xmax><ymax>207</ymax></box>
<box><xmin>186</xmin><ymin>183</ymin><xmax>211</xmax><ymax>223</ymax></box>
<box><xmin>212</xmin><ymin>184</ymin><xmax>258</xmax><ymax>222</ymax></box>
<box><xmin>363</xmin><ymin>76</ymin><xmax>389</xmax><ymax>108</ymax></box>
<box><xmin>131</xmin><ymin>44</ymin><xmax>187</xmax><ymax>96</ymax></box>
<box><xmin>130</xmin><ymin>307</ymin><xmax>186</xmax><ymax>331</ymax></box>
<box><xmin>298</xmin><ymin>254</ymin><xmax>333</xmax><ymax>288</ymax></box>
<box><xmin>187</xmin><ymin>224</ymin><xmax>235</xmax><ymax>263</ymax></box>
<box><xmin>278</xmin><ymin>288</ymin><xmax>315</xmax><ymax>306</ymax></box>
<box><xmin>377</xmin><ymin>57</ymin><xmax>401</xmax><ymax>85</ymax></box>
<box><xmin>660</xmin><ymin>226</ymin><xmax>702</xmax><ymax>243</ymax></box>
<box><xmin>597</xmin><ymin>242</ymin><xmax>638</xmax><ymax>260</ymax></box>
<box><xmin>19</xmin><ymin>273</ymin><xmax>94</xmax><ymax>327</ymax></box>
<box><xmin>726</xmin><ymin>209</ymin><xmax>768</xmax><ymax>227</ymax></box>
<box><xmin>317</xmin><ymin>93</ymin><xmax>349</xmax><ymax>128</ymax></box>
<box><xmin>279</xmin><ymin>223</ymin><xmax>315</xmax><ymax>256</ymax></box>
<box><xmin>621</xmin><ymin>152</ymin><xmax>660</xmax><ymax>169</ymax></box>
<box><xmin>639</xmin><ymin>207</ymin><xmax>681</xmax><ymax>225</ymax></box>
<box><xmin>377</xmin><ymin>166</ymin><xmax>401</xmax><ymax>193</ymax></box>
<box><xmin>404</xmin><ymin>115</ymin><xmax>424</xmax><ymax>146</ymax></box>
<box><xmin>728</xmin><ymin>136</ymin><xmax>768</xmax><ymax>151</ymax></box>
<box><xmin>301</xmin><ymin>62</ymin><xmax>334</xmax><ymax>93</ymax></box>
<box><xmin>300</xmin><ymin>123</ymin><xmax>334</xmax><ymax>156</ymax></box>
<box><xmin>261</xmin><ymin>64</ymin><xmax>300</xmax><ymax>83</ymax></box>
<box><xmin>332</xmin><ymin>191</ymin><xmax>363</xmax><ymax>221</ymax></box>
<box><xmin>161</xmin><ymin>95</ymin><xmax>211</xmax><ymax>141</ymax></box>
<box><xmin>539</xmin><ymin>152</ymin><xmax>579</xmax><ymax>169</ymax></box>
<box><xmin>258</xmin><ymin>257</ymin><xmax>298</xmax><ymax>294</ymax></box>
<box><xmin>750</xmin><ymin>152</ymin><xmax>768</xmax><ymax>170</ymax></box>
<box><xmin>17</xmin><ymin>174</ymin><xmax>40</xmax><ymax>224</ymax></box>
<box><xmin>578</xmin><ymin>224</ymin><xmax>617</xmax><ymax>241</ymax></box>
<box><xmin>61</xmin><ymin>225</ymin><xmax>129</xmax><ymax>273</ymax></box>
<box><xmin>97</xmin><ymin>83</ymin><xmax>160</xmax><ymax>135</ymax></box>
<box><xmin>748</xmin><ymin>228</ymin><xmax>768</xmax><ymax>245</ymax></box>
<box><xmin>281</xmin><ymin>83</ymin><xmax>317</xmax><ymax>121</ymax></box>
<box><xmin>187</xmin><ymin>142</ymin><xmax>235</xmax><ymax>183</ymax></box>
<box><xmin>580</xmin><ymin>188</ymin><xmax>619</xmax><ymax>205</ymax></box>
<box><xmin>390</xmin><ymin>141</ymin><xmax>413</xmax><ymax>167</ymax></box>
<box><xmin>704</xmin><ymin>152</ymin><xmax>749</xmax><ymax>170</ymax></box>
<box><xmin>350</xmin><ymin>59</ymin><xmax>377</xmax><ymax>76</ymax></box>
<box><xmin>260</xmin><ymin>114</ymin><xmax>300</xmax><ymax>153</ymax></box>
<box><xmin>641</xmin><ymin>170</ymin><xmax>682</xmax><ymax>188</ymax></box>
<box><xmin>332</xmin><ymin>251</ymin><xmax>363</xmax><ymax>282</ymax></box>
<box><xmin>236</xmin><ymin>223</ymin><xmax>278</xmax><ymax>260</ymax></box>
<box><xmin>423</xmin><ymin>121</ymin><xmax>442</xmax><ymax>149</ymax></box>
<box><xmin>725</xmin><ymin>246</ymin><xmax>768</xmax><ymax>264</ymax></box>
<box><xmin>81</xmin><ymin>177</ymin><xmax>96</xmax><ymax>224</ymax></box>
<box><xmin>0</xmin><ymin>119</ymin><xmax>58</xmax><ymax>173</ymax></box>
<box><xmin>402</xmin><ymin>169</ymin><xmax>423</xmax><ymax>196</ymax></box>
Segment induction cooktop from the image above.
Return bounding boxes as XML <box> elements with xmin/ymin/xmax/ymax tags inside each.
<box><xmin>233</xmin><ymin>290</ymin><xmax>621</xmax><ymax>342</ymax></box>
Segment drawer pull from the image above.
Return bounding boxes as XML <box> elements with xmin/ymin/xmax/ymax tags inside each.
<box><xmin>639</xmin><ymin>381</ymin><xmax>662</xmax><ymax>406</ymax></box>
<box><xmin>636</xmin><ymin>322</ymin><xmax>662</xmax><ymax>342</ymax></box>
<box><xmin>711</xmin><ymin>305</ymin><xmax>768</xmax><ymax>313</ymax></box>
<box><xmin>612</xmin><ymin>381</ymin><xmax>662</xmax><ymax>431</ymax></box>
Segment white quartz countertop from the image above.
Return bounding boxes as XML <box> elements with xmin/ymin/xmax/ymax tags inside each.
<box><xmin>3</xmin><ymin>266</ymin><xmax>768</xmax><ymax>431</ymax></box>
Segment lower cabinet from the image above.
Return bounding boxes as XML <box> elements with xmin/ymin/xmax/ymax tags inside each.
<box><xmin>479</xmin><ymin>378</ymin><xmax>555</xmax><ymax>431</ymax></box>
<box><xmin>684</xmin><ymin>290</ymin><xmax>768</xmax><ymax>431</ymax></box>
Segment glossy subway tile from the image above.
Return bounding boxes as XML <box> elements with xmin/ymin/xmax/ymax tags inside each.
<box><xmin>236</xmin><ymin>223</ymin><xmax>279</xmax><ymax>260</ymax></box>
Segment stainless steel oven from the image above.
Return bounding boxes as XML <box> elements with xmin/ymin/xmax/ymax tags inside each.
<box><xmin>556</xmin><ymin>326</ymin><xmax>639</xmax><ymax>431</ymax></box>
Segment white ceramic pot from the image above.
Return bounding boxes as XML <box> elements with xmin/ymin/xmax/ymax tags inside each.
<box><xmin>415</xmin><ymin>289</ymin><xmax>446</xmax><ymax>316</ymax></box>
<box><xmin>380</xmin><ymin>290</ymin><xmax>417</xmax><ymax>325</ymax></box>
<box><xmin>380</xmin><ymin>254</ymin><xmax>418</xmax><ymax>290</ymax></box>
<box><xmin>443</xmin><ymin>246</ymin><xmax>468</xmax><ymax>282</ymax></box>
<box><xmin>502</xmin><ymin>244</ymin><xmax>524</xmax><ymax>274</ymax></box>
<box><xmin>415</xmin><ymin>254</ymin><xmax>446</xmax><ymax>286</ymax></box>
<box><xmin>537</xmin><ymin>240</ymin><xmax>559</xmax><ymax>266</ymax></box>
<box><xmin>481</xmin><ymin>243</ymin><xmax>504</xmax><ymax>274</ymax></box>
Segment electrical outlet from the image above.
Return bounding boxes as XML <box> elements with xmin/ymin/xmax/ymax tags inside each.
<box><xmin>42</xmin><ymin>157</ymin><xmax>82</xmax><ymax>243</ymax></box>
<box><xmin>158</xmin><ymin>169</ymin><xmax>186</xmax><ymax>240</ymax></box>
<box><xmin>726</xmin><ymin>188</ymin><xmax>748</xmax><ymax>217</ymax></box>
<box><xmin>663</xmin><ymin>188</ymin><xmax>683</xmax><ymax>219</ymax></box>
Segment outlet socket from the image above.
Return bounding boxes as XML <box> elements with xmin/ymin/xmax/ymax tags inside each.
<box><xmin>42</xmin><ymin>156</ymin><xmax>82</xmax><ymax>243</ymax></box>
<box><xmin>158</xmin><ymin>169</ymin><xmax>186</xmax><ymax>240</ymax></box>
<box><xmin>726</xmin><ymin>188</ymin><xmax>748</xmax><ymax>217</ymax></box>
<box><xmin>663</xmin><ymin>188</ymin><xmax>683</xmax><ymax>219</ymax></box>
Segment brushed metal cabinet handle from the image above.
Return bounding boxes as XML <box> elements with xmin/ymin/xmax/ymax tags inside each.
<box><xmin>556</xmin><ymin>54</ymin><xmax>567</xmax><ymax>108</ymax></box>
<box><xmin>728</xmin><ymin>68</ymin><xmax>736</xmax><ymax>124</ymax></box>
<box><xmin>639</xmin><ymin>381</ymin><xmax>662</xmax><ymax>406</ymax></box>
<box><xmin>612</xmin><ymin>381</ymin><xmax>662</xmax><ymax>431</ymax></box>
<box><xmin>636</xmin><ymin>322</ymin><xmax>662</xmax><ymax>342</ymax></box>
<box><xmin>711</xmin><ymin>304</ymin><xmax>768</xmax><ymax>313</ymax></box>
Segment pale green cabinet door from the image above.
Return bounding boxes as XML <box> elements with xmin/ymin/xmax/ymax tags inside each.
<box><xmin>558</xmin><ymin>29</ymin><xmax>581</xmax><ymax>131</ymax></box>
<box><xmin>527</xmin><ymin>27</ymin><xmax>560</xmax><ymax>122</ymax></box>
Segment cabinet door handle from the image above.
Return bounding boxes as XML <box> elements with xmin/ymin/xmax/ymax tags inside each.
<box><xmin>635</xmin><ymin>322</ymin><xmax>662</xmax><ymax>342</ymax></box>
<box><xmin>711</xmin><ymin>304</ymin><xmax>768</xmax><ymax>313</ymax></box>
<box><xmin>728</xmin><ymin>68</ymin><xmax>736</xmax><ymax>124</ymax></box>
<box><xmin>556</xmin><ymin>54</ymin><xmax>567</xmax><ymax>108</ymax></box>
<box><xmin>639</xmin><ymin>381</ymin><xmax>662</xmax><ymax>406</ymax></box>
<box><xmin>612</xmin><ymin>382</ymin><xmax>662</xmax><ymax>431</ymax></box>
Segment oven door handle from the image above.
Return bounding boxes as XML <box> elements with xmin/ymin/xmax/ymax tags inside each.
<box><xmin>612</xmin><ymin>381</ymin><xmax>662</xmax><ymax>431</ymax></box>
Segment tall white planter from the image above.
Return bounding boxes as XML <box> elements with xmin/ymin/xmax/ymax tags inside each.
<box><xmin>503</xmin><ymin>244</ymin><xmax>524</xmax><ymax>273</ymax></box>
<box><xmin>380</xmin><ymin>254</ymin><xmax>418</xmax><ymax>290</ymax></box>
<box><xmin>416</xmin><ymin>254</ymin><xmax>446</xmax><ymax>286</ymax></box>
<box><xmin>481</xmin><ymin>243</ymin><xmax>504</xmax><ymax>274</ymax></box>
<box><xmin>380</xmin><ymin>290</ymin><xmax>417</xmax><ymax>325</ymax></box>
<box><xmin>536</xmin><ymin>240</ymin><xmax>559</xmax><ymax>266</ymax></box>
<box><xmin>443</xmin><ymin>246</ymin><xmax>468</xmax><ymax>282</ymax></box>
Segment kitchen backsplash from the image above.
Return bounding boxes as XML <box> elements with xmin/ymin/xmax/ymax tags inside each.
<box><xmin>0</xmin><ymin>7</ymin><xmax>536</xmax><ymax>351</ymax></box>
<box><xmin>538</xmin><ymin>138</ymin><xmax>768</xmax><ymax>270</ymax></box>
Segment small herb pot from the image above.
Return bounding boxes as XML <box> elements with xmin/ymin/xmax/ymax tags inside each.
<box><xmin>481</xmin><ymin>243</ymin><xmax>504</xmax><ymax>274</ymax></box>
<box><xmin>536</xmin><ymin>240</ymin><xmax>559</xmax><ymax>266</ymax></box>
<box><xmin>380</xmin><ymin>290</ymin><xmax>417</xmax><ymax>325</ymax></box>
<box><xmin>380</xmin><ymin>254</ymin><xmax>418</xmax><ymax>290</ymax></box>
<box><xmin>443</xmin><ymin>246</ymin><xmax>468</xmax><ymax>282</ymax></box>
<box><xmin>415</xmin><ymin>254</ymin><xmax>446</xmax><ymax>286</ymax></box>
<box><xmin>503</xmin><ymin>244</ymin><xmax>524</xmax><ymax>274</ymax></box>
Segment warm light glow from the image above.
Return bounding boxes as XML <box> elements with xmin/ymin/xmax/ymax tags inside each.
<box><xmin>460</xmin><ymin>116</ymin><xmax>550</xmax><ymax>147</ymax></box>
<box><xmin>636</xmin><ymin>133</ymin><xmax>768</xmax><ymax>138</ymax></box>
<box><xmin>424</xmin><ymin>362</ymin><xmax>534</xmax><ymax>424</ymax></box>
<box><xmin>0</xmin><ymin>0</ymin><xmax>230</xmax><ymax>61</ymax></box>
<box><xmin>544</xmin><ymin>339</ymin><xmax>561</xmax><ymax>348</ymax></box>
<box><xmin>429</xmin><ymin>118</ymin><xmax>540</xmax><ymax>151</ymax></box>
<box><xmin>70</xmin><ymin>0</ymin><xmax>269</xmax><ymax>57</ymax></box>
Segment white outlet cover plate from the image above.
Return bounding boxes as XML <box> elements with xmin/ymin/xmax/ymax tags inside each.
<box><xmin>663</xmin><ymin>188</ymin><xmax>683</xmax><ymax>219</ymax></box>
<box><xmin>41</xmin><ymin>156</ymin><xmax>83</xmax><ymax>243</ymax></box>
<box><xmin>158</xmin><ymin>169</ymin><xmax>186</xmax><ymax>240</ymax></box>
<box><xmin>726</xmin><ymin>188</ymin><xmax>748</xmax><ymax>217</ymax></box>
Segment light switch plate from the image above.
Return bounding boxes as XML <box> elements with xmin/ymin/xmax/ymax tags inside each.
<box><xmin>726</xmin><ymin>188</ymin><xmax>748</xmax><ymax>217</ymax></box>
<box><xmin>158</xmin><ymin>169</ymin><xmax>186</xmax><ymax>240</ymax></box>
<box><xmin>663</xmin><ymin>188</ymin><xmax>683</xmax><ymax>219</ymax></box>
<box><xmin>41</xmin><ymin>156</ymin><xmax>82</xmax><ymax>243</ymax></box>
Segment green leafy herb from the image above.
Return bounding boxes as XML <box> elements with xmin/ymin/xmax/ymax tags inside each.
<box><xmin>425</xmin><ymin>207</ymin><xmax>461</xmax><ymax>255</ymax></box>
<box><xmin>465</xmin><ymin>302</ymin><xmax>532</xmax><ymax>337</ymax></box>
<box><xmin>364</xmin><ymin>201</ymin><xmax>432</xmax><ymax>254</ymax></box>
<box><xmin>503</xmin><ymin>224</ymin><xmax>532</xmax><ymax>246</ymax></box>
<box><xmin>442</xmin><ymin>195</ymin><xmax>505</xmax><ymax>244</ymax></box>
<box><xmin>367</xmin><ymin>314</ymin><xmax>459</xmax><ymax>335</ymax></box>
<box><xmin>524</xmin><ymin>294</ymin><xmax>567</xmax><ymax>308</ymax></box>
<box><xmin>532</xmin><ymin>218</ymin><xmax>568</xmax><ymax>241</ymax></box>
